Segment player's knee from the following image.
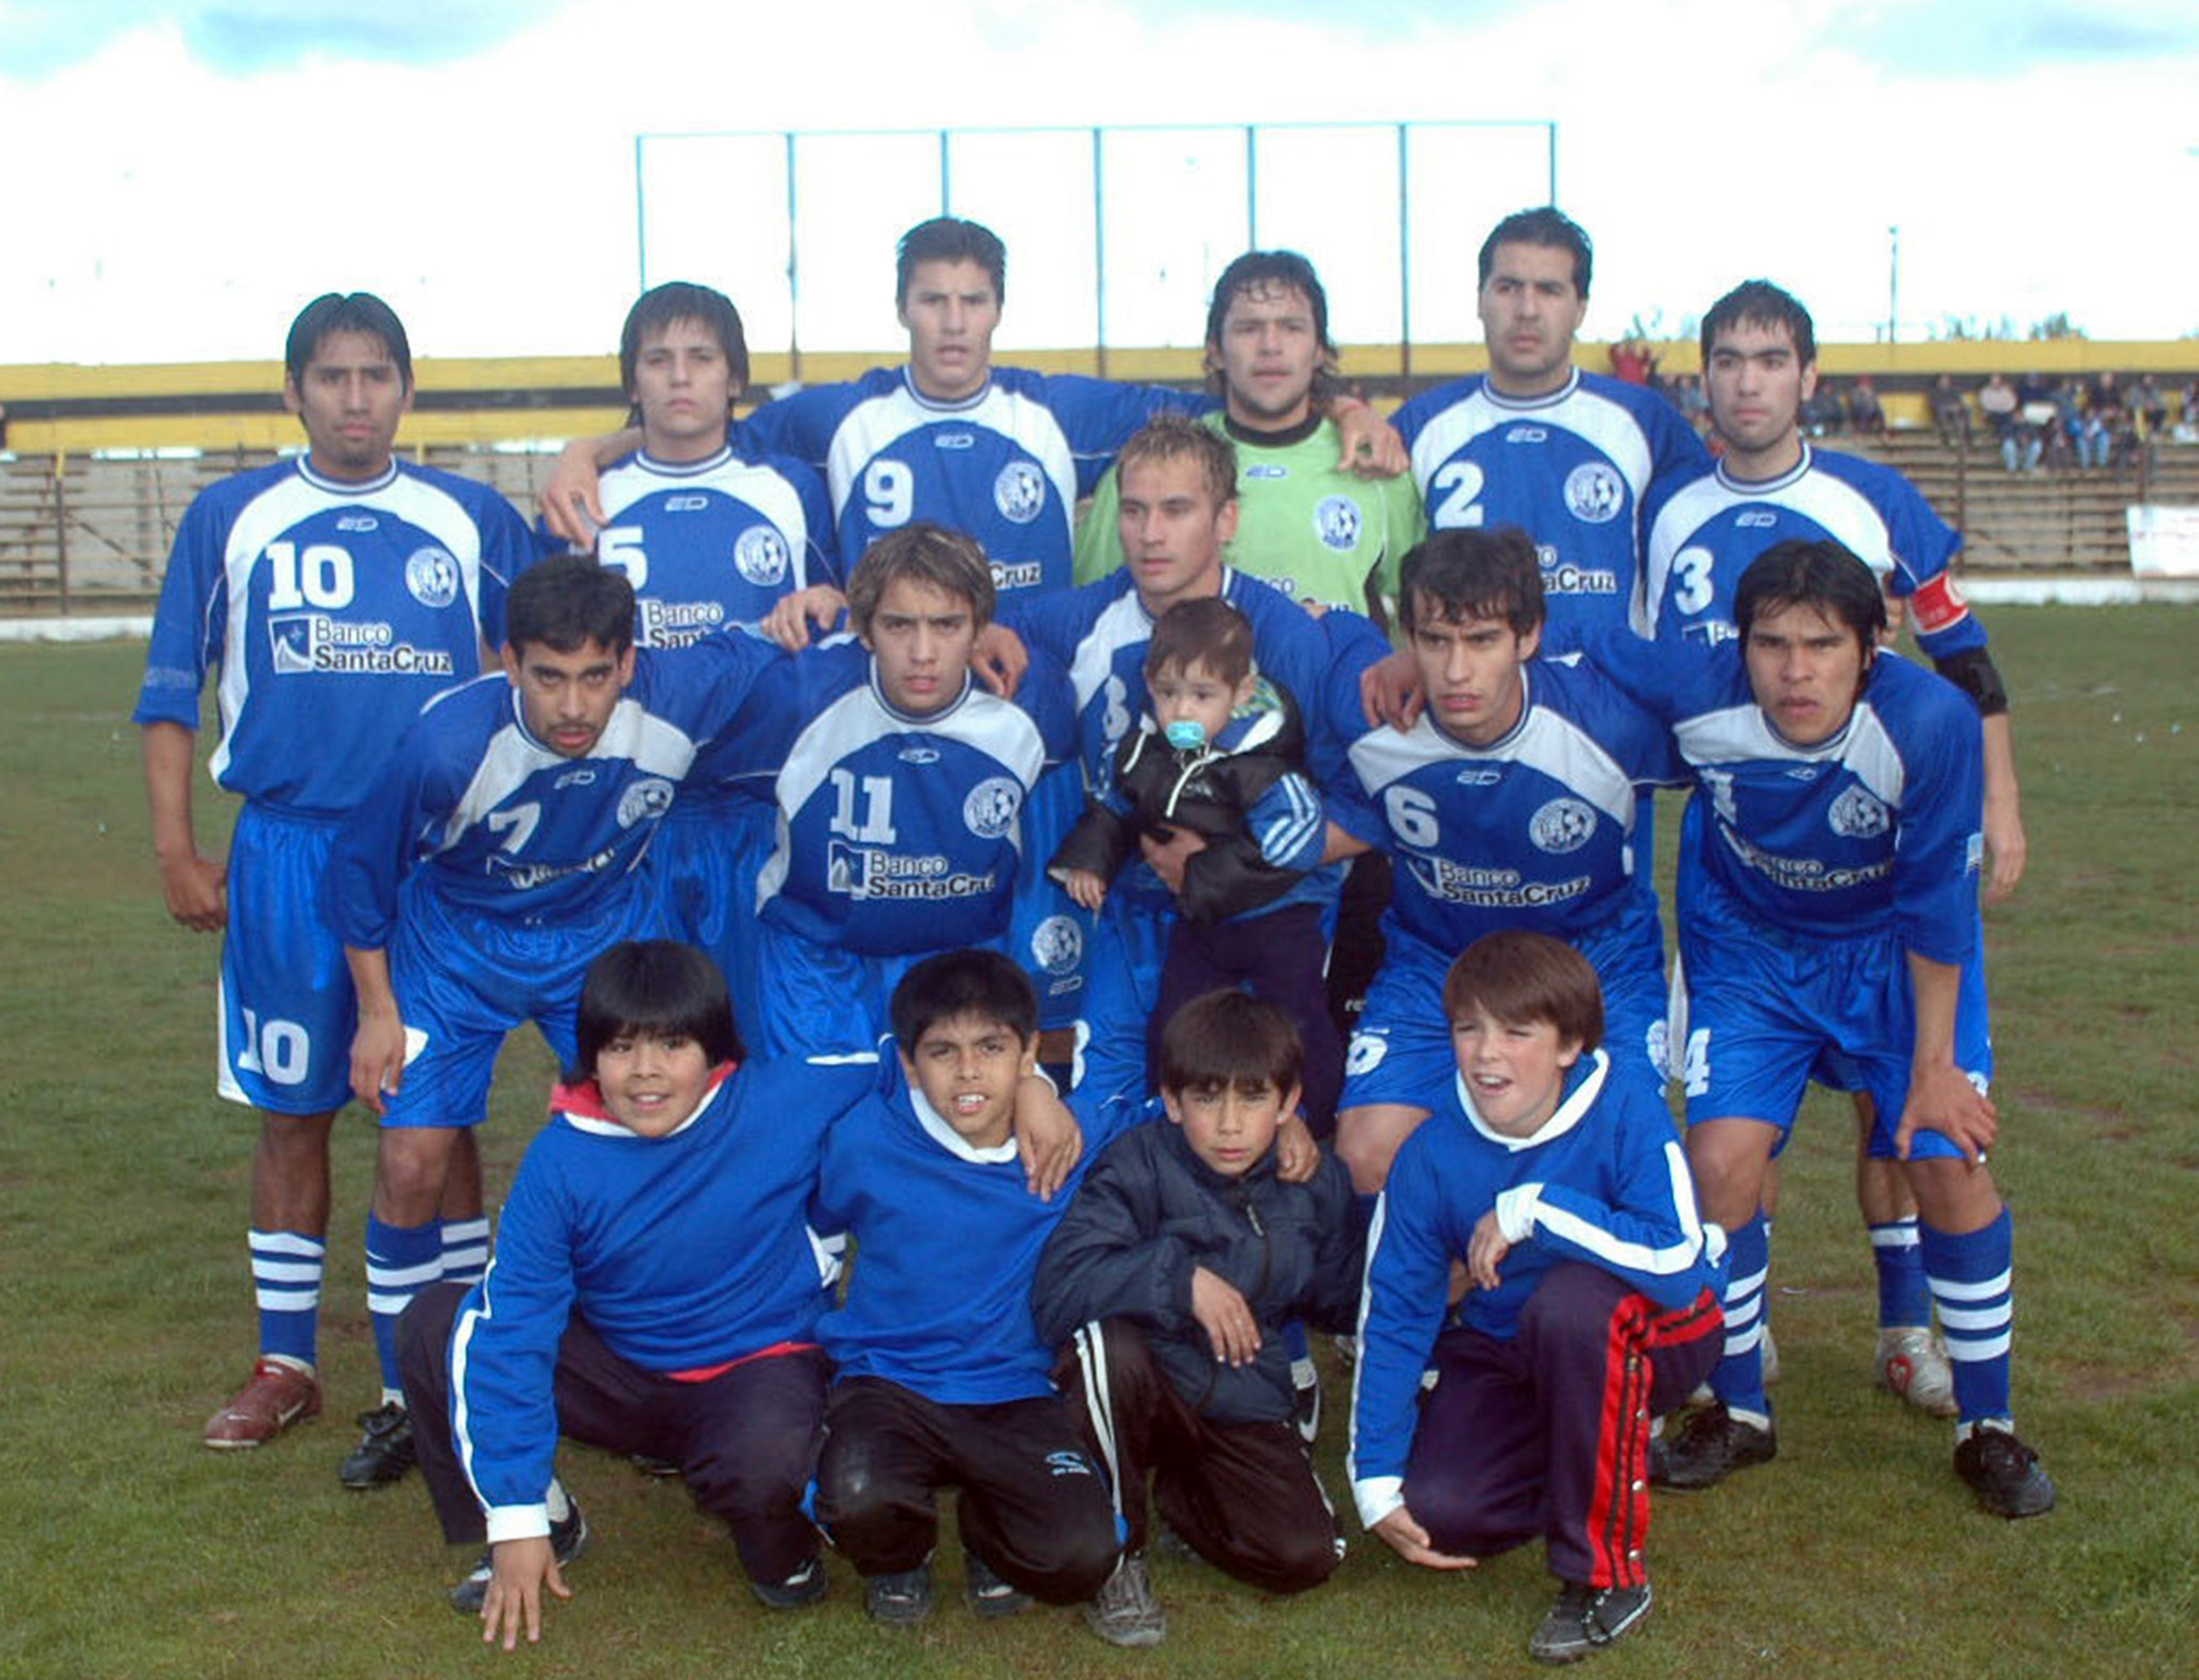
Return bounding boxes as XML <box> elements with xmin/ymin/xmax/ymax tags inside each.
<box><xmin>372</xmin><ymin>1129</ymin><xmax>459</xmax><ymax>1218</ymax></box>
<box><xmin>1260</xmin><ymin>1524</ymin><xmax>1344</xmax><ymax>1594</ymax></box>
<box><xmin>1335</xmin><ymin>1105</ymin><xmax>1404</xmax><ymax>1196</ymax></box>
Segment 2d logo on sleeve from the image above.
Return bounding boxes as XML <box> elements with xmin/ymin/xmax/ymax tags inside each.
<box><xmin>963</xmin><ymin>777</ymin><xmax>1024</xmax><ymax>838</ymax></box>
<box><xmin>404</xmin><ymin>547</ymin><xmax>461</xmax><ymax>609</ymax></box>
<box><xmin>1827</xmin><ymin>786</ymin><xmax>1891</xmax><ymax>839</ymax></box>
<box><xmin>1345</xmin><ymin>1029</ymin><xmax>1389</xmax><ymax>1078</ymax></box>
<box><xmin>993</xmin><ymin>462</ymin><xmax>1046</xmax><ymax>525</ymax></box>
<box><xmin>1562</xmin><ymin>462</ymin><xmax>1625</xmax><ymax>524</ymax></box>
<box><xmin>733</xmin><ymin>526</ymin><xmax>790</xmax><ymax>587</ymax></box>
<box><xmin>1314</xmin><ymin>495</ymin><xmax>1363</xmax><ymax>552</ymax></box>
<box><xmin>1029</xmin><ymin>913</ymin><xmax>1084</xmax><ymax>976</ymax></box>
<box><xmin>617</xmin><ymin>777</ymin><xmax>677</xmax><ymax>828</ymax></box>
<box><xmin>1530</xmin><ymin>797</ymin><xmax>1596</xmax><ymax>854</ymax></box>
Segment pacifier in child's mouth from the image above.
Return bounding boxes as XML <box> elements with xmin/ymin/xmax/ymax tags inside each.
<box><xmin>1163</xmin><ymin>719</ymin><xmax>1208</xmax><ymax>751</ymax></box>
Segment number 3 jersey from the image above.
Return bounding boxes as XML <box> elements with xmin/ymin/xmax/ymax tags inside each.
<box><xmin>743</xmin><ymin>640</ymin><xmax>1077</xmax><ymax>955</ymax></box>
<box><xmin>737</xmin><ymin>366</ymin><xmax>1198</xmax><ymax>598</ymax></box>
<box><xmin>1391</xmin><ymin>369</ymin><xmax>1710</xmax><ymax>654</ymax></box>
<box><xmin>133</xmin><ymin>457</ymin><xmax>536</xmax><ymax>815</ymax></box>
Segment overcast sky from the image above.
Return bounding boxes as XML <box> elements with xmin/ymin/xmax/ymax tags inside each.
<box><xmin>2</xmin><ymin>0</ymin><xmax>2194</xmax><ymax>366</ymax></box>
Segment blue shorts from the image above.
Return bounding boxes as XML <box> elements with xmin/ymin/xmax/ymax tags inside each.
<box><xmin>381</xmin><ymin>881</ymin><xmax>646</xmax><ymax>1130</ymax></box>
<box><xmin>1672</xmin><ymin>874</ymin><xmax>1992</xmax><ymax>1162</ymax></box>
<box><xmin>1013</xmin><ymin>767</ymin><xmax>1100</xmax><ymax>1032</ymax></box>
<box><xmin>217</xmin><ymin>804</ymin><xmax>356</xmax><ymax>1115</ymax></box>
<box><xmin>751</xmin><ymin>920</ymin><xmax>1007</xmax><ymax>1061</ymax></box>
<box><xmin>644</xmin><ymin>796</ymin><xmax>775</xmax><ymax>1048</ymax></box>
<box><xmin>1341</xmin><ymin>901</ymin><xmax>1671</xmax><ymax>1116</ymax></box>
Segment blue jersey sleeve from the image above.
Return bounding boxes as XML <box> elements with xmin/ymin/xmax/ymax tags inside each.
<box><xmin>1888</xmin><ymin>677</ymin><xmax>1986</xmax><ymax>964</ymax></box>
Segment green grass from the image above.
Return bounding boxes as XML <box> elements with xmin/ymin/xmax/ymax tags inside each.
<box><xmin>1</xmin><ymin>609</ymin><xmax>2193</xmax><ymax>1678</ymax></box>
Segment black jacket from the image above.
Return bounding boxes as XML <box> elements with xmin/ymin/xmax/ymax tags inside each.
<box><xmin>1047</xmin><ymin>678</ymin><xmax>1313</xmax><ymax>925</ymax></box>
<box><xmin>1031</xmin><ymin>1118</ymin><xmax>1362</xmax><ymax>1425</ymax></box>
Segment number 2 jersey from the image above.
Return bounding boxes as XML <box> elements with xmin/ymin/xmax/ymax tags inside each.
<box><xmin>133</xmin><ymin>457</ymin><xmax>534</xmax><ymax>815</ymax></box>
<box><xmin>737</xmin><ymin>365</ymin><xmax>1199</xmax><ymax>598</ymax></box>
<box><xmin>1391</xmin><ymin>368</ymin><xmax>1710</xmax><ymax>654</ymax></box>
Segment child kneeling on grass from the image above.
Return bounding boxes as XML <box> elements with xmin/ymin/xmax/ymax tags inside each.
<box><xmin>807</xmin><ymin>948</ymin><xmax>1138</xmax><ymax>1630</ymax></box>
<box><xmin>397</xmin><ymin>941</ymin><xmax>875</xmax><ymax>1648</ymax></box>
<box><xmin>1348</xmin><ymin>931</ymin><xmax>1727</xmax><ymax>1666</ymax></box>
<box><xmin>1033</xmin><ymin>989</ymin><xmax>1363</xmax><ymax>1648</ymax></box>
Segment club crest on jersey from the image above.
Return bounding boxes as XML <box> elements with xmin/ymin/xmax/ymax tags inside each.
<box><xmin>1029</xmin><ymin>914</ymin><xmax>1084</xmax><ymax>976</ymax></box>
<box><xmin>734</xmin><ymin>526</ymin><xmax>790</xmax><ymax>587</ymax></box>
<box><xmin>1563</xmin><ymin>463</ymin><xmax>1624</xmax><ymax>525</ymax></box>
<box><xmin>1828</xmin><ymin>786</ymin><xmax>1890</xmax><ymax>839</ymax></box>
<box><xmin>994</xmin><ymin>462</ymin><xmax>1046</xmax><ymax>525</ymax></box>
<box><xmin>1313</xmin><ymin>495</ymin><xmax>1362</xmax><ymax>553</ymax></box>
<box><xmin>1345</xmin><ymin>1030</ymin><xmax>1389</xmax><ymax>1077</ymax></box>
<box><xmin>405</xmin><ymin>547</ymin><xmax>461</xmax><ymax>608</ymax></box>
<box><xmin>1530</xmin><ymin>797</ymin><xmax>1596</xmax><ymax>854</ymax></box>
<box><xmin>617</xmin><ymin>778</ymin><xmax>676</xmax><ymax>828</ymax></box>
<box><xmin>963</xmin><ymin>776</ymin><xmax>1023</xmax><ymax>838</ymax></box>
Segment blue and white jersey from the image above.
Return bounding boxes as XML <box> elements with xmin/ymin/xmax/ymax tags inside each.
<box><xmin>746</xmin><ymin>641</ymin><xmax>1076</xmax><ymax>956</ymax></box>
<box><xmin>1593</xmin><ymin>635</ymin><xmax>1984</xmax><ymax>964</ymax></box>
<box><xmin>1324</xmin><ymin>650</ymin><xmax>1678</xmax><ymax>952</ymax></box>
<box><xmin>1633</xmin><ymin>444</ymin><xmax>1987</xmax><ymax>659</ymax></box>
<box><xmin>1000</xmin><ymin>568</ymin><xmax>1343</xmax><ymax>790</ymax></box>
<box><xmin>588</xmin><ymin>443</ymin><xmax>836</xmax><ymax>649</ymax></box>
<box><xmin>453</xmin><ymin>1055</ymin><xmax>876</xmax><ymax>1534</ymax></box>
<box><xmin>133</xmin><ymin>457</ymin><xmax>533</xmax><ymax>816</ymax></box>
<box><xmin>810</xmin><ymin>1054</ymin><xmax>1139</xmax><ymax>1407</ymax></box>
<box><xmin>328</xmin><ymin>629</ymin><xmax>783</xmax><ymax>946</ymax></box>
<box><xmin>1350</xmin><ymin>1050</ymin><xmax>1722</xmax><ymax>1520</ymax></box>
<box><xmin>1391</xmin><ymin>369</ymin><xmax>1710</xmax><ymax>653</ymax></box>
<box><xmin>738</xmin><ymin>366</ymin><xmax>1199</xmax><ymax>597</ymax></box>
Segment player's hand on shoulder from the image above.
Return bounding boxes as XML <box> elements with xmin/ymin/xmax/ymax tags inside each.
<box><xmin>1060</xmin><ymin>867</ymin><xmax>1109</xmax><ymax>913</ymax></box>
<box><xmin>761</xmin><ymin>585</ymin><xmax>847</xmax><ymax>651</ymax></box>
<box><xmin>1274</xmin><ymin>1112</ymin><xmax>1320</xmax><ymax>1183</ymax></box>
<box><xmin>480</xmin><ymin>1535</ymin><xmax>571</xmax><ymax>1652</ymax></box>
<box><xmin>1014</xmin><ymin>1073</ymin><xmax>1083</xmax><ymax>1200</ymax></box>
<box><xmin>1331</xmin><ymin>398</ymin><xmax>1410</xmax><ymax>480</ymax></box>
<box><xmin>1360</xmin><ymin>648</ymin><xmax>1424</xmax><ymax>733</ymax></box>
<box><xmin>156</xmin><ymin>848</ymin><xmax>228</xmax><ymax>932</ymax></box>
<box><xmin>540</xmin><ymin>439</ymin><xmax>612</xmax><ymax>547</ymax></box>
<box><xmin>972</xmin><ymin>622</ymin><xmax>1028</xmax><ymax>699</ymax></box>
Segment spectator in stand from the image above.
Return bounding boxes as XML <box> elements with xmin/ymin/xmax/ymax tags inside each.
<box><xmin>2133</xmin><ymin>374</ymin><xmax>2169</xmax><ymax>439</ymax></box>
<box><xmin>2182</xmin><ymin>381</ymin><xmax>2199</xmax><ymax>440</ymax></box>
<box><xmin>1977</xmin><ymin>373</ymin><xmax>2022</xmax><ymax>469</ymax></box>
<box><xmin>1846</xmin><ymin>375</ymin><xmax>1887</xmax><ymax>438</ymax></box>
<box><xmin>1674</xmin><ymin>372</ymin><xmax>1711</xmax><ymax>435</ymax></box>
<box><xmin>1609</xmin><ymin>334</ymin><xmax>1658</xmax><ymax>386</ymax></box>
<box><xmin>2015</xmin><ymin>374</ymin><xmax>2058</xmax><ymax>471</ymax></box>
<box><xmin>2079</xmin><ymin>371</ymin><xmax>2125</xmax><ymax>470</ymax></box>
<box><xmin>1802</xmin><ymin>376</ymin><xmax>1845</xmax><ymax>437</ymax></box>
<box><xmin>1930</xmin><ymin>375</ymin><xmax>1972</xmax><ymax>447</ymax></box>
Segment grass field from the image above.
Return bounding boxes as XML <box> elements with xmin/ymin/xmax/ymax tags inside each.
<box><xmin>1</xmin><ymin>607</ymin><xmax>2194</xmax><ymax>1679</ymax></box>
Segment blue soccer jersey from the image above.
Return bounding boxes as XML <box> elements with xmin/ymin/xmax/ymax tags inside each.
<box><xmin>1634</xmin><ymin>444</ymin><xmax>1989</xmax><ymax>660</ymax></box>
<box><xmin>1593</xmin><ymin>636</ymin><xmax>1984</xmax><ymax>963</ymax></box>
<box><xmin>746</xmin><ymin>641</ymin><xmax>1076</xmax><ymax>957</ymax></box>
<box><xmin>328</xmin><ymin>629</ymin><xmax>785</xmax><ymax>946</ymax></box>
<box><xmin>1391</xmin><ymin>370</ymin><xmax>1710</xmax><ymax>654</ymax></box>
<box><xmin>134</xmin><ymin>457</ymin><xmax>534</xmax><ymax>815</ymax></box>
<box><xmin>737</xmin><ymin>366</ymin><xmax>1199</xmax><ymax>597</ymax></box>
<box><xmin>588</xmin><ymin>442</ymin><xmax>836</xmax><ymax>653</ymax></box>
<box><xmin>1324</xmin><ymin>652</ymin><xmax>1678</xmax><ymax>954</ymax></box>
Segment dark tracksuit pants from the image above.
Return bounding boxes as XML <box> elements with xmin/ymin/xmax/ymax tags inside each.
<box><xmin>1060</xmin><ymin>1317</ymin><xmax>1342</xmax><ymax>1595</ymax></box>
<box><xmin>1150</xmin><ymin>901</ymin><xmax>1344</xmax><ymax>1138</ymax></box>
<box><xmin>397</xmin><ymin>1281</ymin><xmax>830</xmax><ymax>1589</ymax></box>
<box><xmin>1402</xmin><ymin>1262</ymin><xmax>1722</xmax><ymax>1589</ymax></box>
<box><xmin>811</xmin><ymin>1375</ymin><xmax>1121</xmax><ymax>1605</ymax></box>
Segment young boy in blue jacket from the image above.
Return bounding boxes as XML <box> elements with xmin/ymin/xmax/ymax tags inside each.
<box><xmin>1033</xmin><ymin>989</ymin><xmax>1362</xmax><ymax>1647</ymax></box>
<box><xmin>807</xmin><ymin>949</ymin><xmax>1137</xmax><ymax>1629</ymax></box>
<box><xmin>1349</xmin><ymin>931</ymin><xmax>1726</xmax><ymax>1666</ymax></box>
<box><xmin>397</xmin><ymin>941</ymin><xmax>876</xmax><ymax>1648</ymax></box>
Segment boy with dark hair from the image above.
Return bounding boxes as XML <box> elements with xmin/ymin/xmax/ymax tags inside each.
<box><xmin>808</xmin><ymin>950</ymin><xmax>1135</xmax><ymax>1628</ymax></box>
<box><xmin>1051</xmin><ymin>595</ymin><xmax>1337</xmax><ymax>1132</ymax></box>
<box><xmin>1351</xmin><ymin>931</ymin><xmax>1726</xmax><ymax>1665</ymax></box>
<box><xmin>586</xmin><ymin>279</ymin><xmax>835</xmax><ymax>1042</ymax></box>
<box><xmin>1034</xmin><ymin>990</ymin><xmax>1362</xmax><ymax>1647</ymax></box>
<box><xmin>330</xmin><ymin>554</ymin><xmax>785</xmax><ymax>1484</ymax></box>
<box><xmin>398</xmin><ymin>940</ymin><xmax>876</xmax><ymax>1646</ymax></box>
<box><xmin>138</xmin><ymin>288</ymin><xmax>533</xmax><ymax>1466</ymax></box>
